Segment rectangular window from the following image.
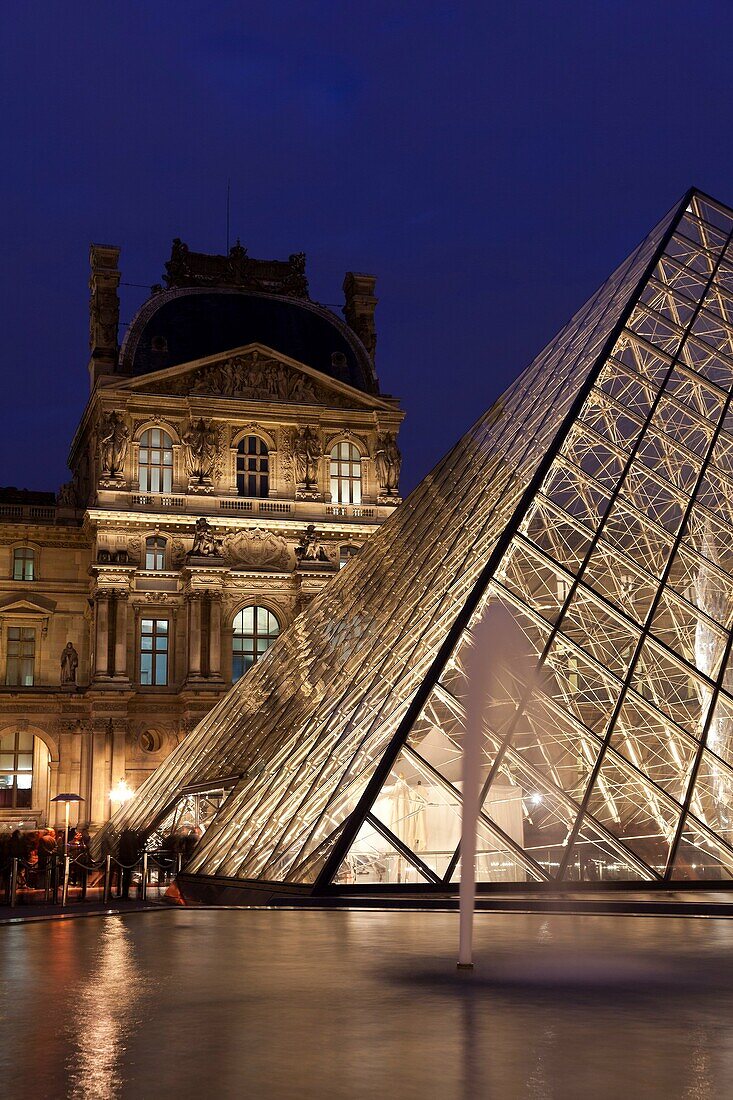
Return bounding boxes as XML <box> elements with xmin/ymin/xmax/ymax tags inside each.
<box><xmin>6</xmin><ymin>627</ymin><xmax>35</xmax><ymax>686</ymax></box>
<box><xmin>140</xmin><ymin>618</ymin><xmax>168</xmax><ymax>686</ymax></box>
<box><xmin>13</xmin><ymin>548</ymin><xmax>35</xmax><ymax>581</ymax></box>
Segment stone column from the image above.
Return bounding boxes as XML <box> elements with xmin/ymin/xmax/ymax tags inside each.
<box><xmin>113</xmin><ymin>591</ymin><xmax>129</xmax><ymax>680</ymax></box>
<box><xmin>94</xmin><ymin>593</ymin><xmax>110</xmax><ymax>679</ymax></box>
<box><xmin>89</xmin><ymin>721</ymin><xmax>109</xmax><ymax>827</ymax></box>
<box><xmin>187</xmin><ymin>594</ymin><xmax>202</xmax><ymax>679</ymax></box>
<box><xmin>209</xmin><ymin>595</ymin><xmax>222</xmax><ymax>679</ymax></box>
<box><xmin>48</xmin><ymin>760</ymin><xmax>60</xmax><ymax>827</ymax></box>
<box><xmin>110</xmin><ymin>720</ymin><xmax>126</xmax><ymax>791</ymax></box>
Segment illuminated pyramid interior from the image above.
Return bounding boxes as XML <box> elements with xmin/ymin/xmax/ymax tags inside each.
<box><xmin>99</xmin><ymin>188</ymin><xmax>733</xmax><ymax>898</ymax></box>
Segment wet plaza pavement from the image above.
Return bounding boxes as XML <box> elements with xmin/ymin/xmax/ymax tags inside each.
<box><xmin>2</xmin><ymin>907</ymin><xmax>733</xmax><ymax>1099</ymax></box>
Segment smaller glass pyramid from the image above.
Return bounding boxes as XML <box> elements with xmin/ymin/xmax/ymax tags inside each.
<box><xmin>97</xmin><ymin>188</ymin><xmax>733</xmax><ymax>897</ymax></box>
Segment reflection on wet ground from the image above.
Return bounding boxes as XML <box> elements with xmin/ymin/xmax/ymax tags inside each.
<box><xmin>1</xmin><ymin>908</ymin><xmax>733</xmax><ymax>1098</ymax></box>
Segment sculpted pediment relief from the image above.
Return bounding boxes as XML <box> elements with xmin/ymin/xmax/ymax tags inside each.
<box><xmin>126</xmin><ymin>348</ymin><xmax>375</xmax><ymax>410</ymax></box>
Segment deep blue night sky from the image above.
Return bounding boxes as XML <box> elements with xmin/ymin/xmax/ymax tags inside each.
<box><xmin>2</xmin><ymin>2</ymin><xmax>733</xmax><ymax>495</ymax></box>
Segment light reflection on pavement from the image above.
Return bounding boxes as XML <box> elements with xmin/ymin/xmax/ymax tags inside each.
<box><xmin>1</xmin><ymin>908</ymin><xmax>732</xmax><ymax>1099</ymax></box>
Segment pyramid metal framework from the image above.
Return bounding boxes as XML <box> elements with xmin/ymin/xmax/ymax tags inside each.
<box><xmin>100</xmin><ymin>188</ymin><xmax>733</xmax><ymax>896</ymax></box>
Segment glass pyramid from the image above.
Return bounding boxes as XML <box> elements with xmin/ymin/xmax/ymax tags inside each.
<box><xmin>100</xmin><ymin>188</ymin><xmax>733</xmax><ymax>895</ymax></box>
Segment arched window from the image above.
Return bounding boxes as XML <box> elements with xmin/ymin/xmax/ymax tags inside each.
<box><xmin>330</xmin><ymin>442</ymin><xmax>362</xmax><ymax>505</ymax></box>
<box><xmin>339</xmin><ymin>544</ymin><xmax>360</xmax><ymax>569</ymax></box>
<box><xmin>232</xmin><ymin>606</ymin><xmax>280</xmax><ymax>682</ymax></box>
<box><xmin>12</xmin><ymin>547</ymin><xmax>35</xmax><ymax>581</ymax></box>
<box><xmin>0</xmin><ymin>730</ymin><xmax>42</xmax><ymax>808</ymax></box>
<box><xmin>138</xmin><ymin>428</ymin><xmax>173</xmax><ymax>493</ymax></box>
<box><xmin>237</xmin><ymin>436</ymin><xmax>269</xmax><ymax>497</ymax></box>
<box><xmin>145</xmin><ymin>536</ymin><xmax>167</xmax><ymax>571</ymax></box>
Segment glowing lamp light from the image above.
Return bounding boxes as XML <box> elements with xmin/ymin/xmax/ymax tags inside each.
<box><xmin>529</xmin><ymin>793</ymin><xmax>543</xmax><ymax>806</ymax></box>
<box><xmin>109</xmin><ymin>778</ymin><xmax>134</xmax><ymax>805</ymax></box>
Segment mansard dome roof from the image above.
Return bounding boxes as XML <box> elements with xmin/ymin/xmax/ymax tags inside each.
<box><xmin>119</xmin><ymin>287</ymin><xmax>378</xmax><ymax>393</ymax></box>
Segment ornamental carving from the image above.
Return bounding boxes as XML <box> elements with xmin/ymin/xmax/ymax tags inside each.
<box><xmin>279</xmin><ymin>428</ymin><xmax>295</xmax><ymax>485</ymax></box>
<box><xmin>98</xmin><ymin>411</ymin><xmax>129</xmax><ymax>477</ymax></box>
<box><xmin>221</xmin><ymin>529</ymin><xmax>292</xmax><ymax>571</ymax></box>
<box><xmin>141</xmin><ymin>351</ymin><xmax>353</xmax><ymax>407</ymax></box>
<box><xmin>126</xmin><ymin>535</ymin><xmax>141</xmax><ymax>561</ymax></box>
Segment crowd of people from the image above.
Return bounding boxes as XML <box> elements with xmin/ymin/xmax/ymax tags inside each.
<box><xmin>0</xmin><ymin>826</ymin><xmax>91</xmax><ymax>889</ymax></box>
<box><xmin>0</xmin><ymin>822</ymin><xmax>205</xmax><ymax>898</ymax></box>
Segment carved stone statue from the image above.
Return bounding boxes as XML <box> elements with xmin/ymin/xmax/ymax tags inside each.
<box><xmin>183</xmin><ymin>417</ymin><xmax>217</xmax><ymax>483</ymax></box>
<box><xmin>57</xmin><ymin>477</ymin><xmax>81</xmax><ymax>507</ymax></box>
<box><xmin>293</xmin><ymin>427</ymin><xmax>321</xmax><ymax>489</ymax></box>
<box><xmin>375</xmin><ymin>432</ymin><xmax>401</xmax><ymax>494</ymax></box>
<box><xmin>98</xmin><ymin>411</ymin><xmax>129</xmax><ymax>478</ymax></box>
<box><xmin>188</xmin><ymin>517</ymin><xmax>223</xmax><ymax>558</ymax></box>
<box><xmin>385</xmin><ymin>433</ymin><xmax>401</xmax><ymax>493</ymax></box>
<box><xmin>295</xmin><ymin>524</ymin><xmax>329</xmax><ymax>562</ymax></box>
<box><xmin>60</xmin><ymin>642</ymin><xmax>79</xmax><ymax>685</ymax></box>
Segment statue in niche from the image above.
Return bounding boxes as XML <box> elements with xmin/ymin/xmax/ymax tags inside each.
<box><xmin>60</xmin><ymin>643</ymin><xmax>79</xmax><ymax>685</ymax></box>
<box><xmin>183</xmin><ymin>418</ymin><xmax>217</xmax><ymax>482</ymax></box>
<box><xmin>295</xmin><ymin>524</ymin><xmax>329</xmax><ymax>562</ymax></box>
<box><xmin>188</xmin><ymin>516</ymin><xmax>223</xmax><ymax>558</ymax></box>
<box><xmin>375</xmin><ymin>432</ymin><xmax>401</xmax><ymax>494</ymax></box>
<box><xmin>98</xmin><ymin>411</ymin><xmax>129</xmax><ymax>477</ymax></box>
<box><xmin>293</xmin><ymin>427</ymin><xmax>321</xmax><ymax>489</ymax></box>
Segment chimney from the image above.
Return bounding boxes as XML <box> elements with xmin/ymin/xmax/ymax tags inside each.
<box><xmin>343</xmin><ymin>272</ymin><xmax>377</xmax><ymax>362</ymax></box>
<box><xmin>88</xmin><ymin>244</ymin><xmax>121</xmax><ymax>387</ymax></box>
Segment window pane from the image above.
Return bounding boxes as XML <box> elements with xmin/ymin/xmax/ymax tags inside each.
<box><xmin>232</xmin><ymin>605</ymin><xmax>280</xmax><ymax>682</ymax></box>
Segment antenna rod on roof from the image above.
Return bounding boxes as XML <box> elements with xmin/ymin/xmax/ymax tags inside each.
<box><xmin>226</xmin><ymin>179</ymin><xmax>231</xmax><ymax>254</ymax></box>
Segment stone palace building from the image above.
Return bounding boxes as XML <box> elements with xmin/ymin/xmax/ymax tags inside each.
<box><xmin>0</xmin><ymin>240</ymin><xmax>403</xmax><ymax>830</ymax></box>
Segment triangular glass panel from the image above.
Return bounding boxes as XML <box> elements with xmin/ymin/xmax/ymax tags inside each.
<box><xmin>332</xmin><ymin>819</ymin><xmax>434</xmax><ymax>887</ymax></box>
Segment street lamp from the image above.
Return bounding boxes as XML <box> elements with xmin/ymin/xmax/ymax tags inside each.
<box><xmin>50</xmin><ymin>793</ymin><xmax>85</xmax><ymax>854</ymax></box>
<box><xmin>109</xmin><ymin>777</ymin><xmax>134</xmax><ymax>806</ymax></box>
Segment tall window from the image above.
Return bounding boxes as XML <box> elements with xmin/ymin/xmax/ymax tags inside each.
<box><xmin>140</xmin><ymin>618</ymin><xmax>169</xmax><ymax>686</ymax></box>
<box><xmin>138</xmin><ymin>428</ymin><xmax>173</xmax><ymax>493</ymax></box>
<box><xmin>232</xmin><ymin>606</ymin><xmax>280</xmax><ymax>682</ymax></box>
<box><xmin>330</xmin><ymin>442</ymin><xmax>362</xmax><ymax>505</ymax></box>
<box><xmin>0</xmin><ymin>730</ymin><xmax>33</xmax><ymax>808</ymax></box>
<box><xmin>145</xmin><ymin>536</ymin><xmax>167</xmax><ymax>571</ymax></box>
<box><xmin>237</xmin><ymin>436</ymin><xmax>269</xmax><ymax>497</ymax></box>
<box><xmin>13</xmin><ymin>547</ymin><xmax>35</xmax><ymax>581</ymax></box>
<box><xmin>339</xmin><ymin>544</ymin><xmax>360</xmax><ymax>569</ymax></box>
<box><xmin>6</xmin><ymin>628</ymin><xmax>35</xmax><ymax>686</ymax></box>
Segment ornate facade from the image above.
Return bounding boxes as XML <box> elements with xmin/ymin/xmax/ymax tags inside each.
<box><xmin>0</xmin><ymin>241</ymin><xmax>403</xmax><ymax>829</ymax></box>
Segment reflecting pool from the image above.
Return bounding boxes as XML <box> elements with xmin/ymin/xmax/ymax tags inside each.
<box><xmin>2</xmin><ymin>908</ymin><xmax>733</xmax><ymax>1098</ymax></box>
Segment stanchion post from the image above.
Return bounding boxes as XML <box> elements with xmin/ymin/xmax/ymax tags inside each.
<box><xmin>175</xmin><ymin>852</ymin><xmax>182</xmax><ymax>876</ymax></box>
<box><xmin>80</xmin><ymin>863</ymin><xmax>88</xmax><ymax>902</ymax></box>
<box><xmin>139</xmin><ymin>852</ymin><xmax>148</xmax><ymax>901</ymax></box>
<box><xmin>61</xmin><ymin>856</ymin><xmax>70</xmax><ymax>908</ymax></box>
<box><xmin>51</xmin><ymin>855</ymin><xmax>59</xmax><ymax>905</ymax></box>
<box><xmin>44</xmin><ymin>862</ymin><xmax>51</xmax><ymax>904</ymax></box>
<box><xmin>9</xmin><ymin>858</ymin><xmax>18</xmax><ymax>908</ymax></box>
<box><xmin>103</xmin><ymin>854</ymin><xmax>112</xmax><ymax>905</ymax></box>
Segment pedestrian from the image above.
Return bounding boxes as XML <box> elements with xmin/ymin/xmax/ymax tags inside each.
<box><xmin>118</xmin><ymin>829</ymin><xmax>140</xmax><ymax>899</ymax></box>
